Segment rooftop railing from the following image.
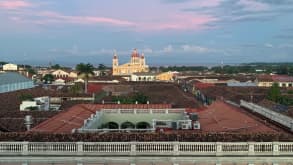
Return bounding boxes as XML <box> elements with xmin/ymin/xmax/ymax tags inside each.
<box><xmin>101</xmin><ymin>108</ymin><xmax>185</xmax><ymax>114</ymax></box>
<box><xmin>0</xmin><ymin>141</ymin><xmax>292</xmax><ymax>156</ymax></box>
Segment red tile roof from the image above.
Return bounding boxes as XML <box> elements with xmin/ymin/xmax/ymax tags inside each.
<box><xmin>258</xmin><ymin>74</ymin><xmax>293</xmax><ymax>82</ymax></box>
<box><xmin>31</xmin><ymin>101</ymin><xmax>280</xmax><ymax>134</ymax></box>
<box><xmin>31</xmin><ymin>104</ymin><xmax>172</xmax><ymax>133</ymax></box>
<box><xmin>197</xmin><ymin>101</ymin><xmax>278</xmax><ymax>133</ymax></box>
<box><xmin>272</xmin><ymin>75</ymin><xmax>293</xmax><ymax>82</ymax></box>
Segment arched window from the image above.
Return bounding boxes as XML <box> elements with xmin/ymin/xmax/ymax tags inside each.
<box><xmin>104</xmin><ymin>122</ymin><xmax>119</xmax><ymax>129</ymax></box>
<box><xmin>121</xmin><ymin>121</ymin><xmax>135</xmax><ymax>129</ymax></box>
<box><xmin>136</xmin><ymin>122</ymin><xmax>151</xmax><ymax>129</ymax></box>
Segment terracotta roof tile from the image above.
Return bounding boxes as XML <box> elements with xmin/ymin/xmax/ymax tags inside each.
<box><xmin>31</xmin><ymin>104</ymin><xmax>172</xmax><ymax>133</ymax></box>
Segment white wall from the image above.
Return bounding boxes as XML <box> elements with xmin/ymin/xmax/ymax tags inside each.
<box><xmin>3</xmin><ymin>64</ymin><xmax>18</xmax><ymax>71</ymax></box>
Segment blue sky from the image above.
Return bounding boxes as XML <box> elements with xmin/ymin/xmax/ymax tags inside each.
<box><xmin>0</xmin><ymin>0</ymin><xmax>293</xmax><ymax>66</ymax></box>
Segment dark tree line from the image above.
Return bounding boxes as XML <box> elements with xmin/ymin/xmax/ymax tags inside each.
<box><xmin>267</xmin><ymin>83</ymin><xmax>293</xmax><ymax>106</ymax></box>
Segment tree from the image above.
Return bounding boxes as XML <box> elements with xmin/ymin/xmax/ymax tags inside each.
<box><xmin>42</xmin><ymin>74</ymin><xmax>55</xmax><ymax>84</ymax></box>
<box><xmin>19</xmin><ymin>93</ymin><xmax>34</xmax><ymax>101</ymax></box>
<box><xmin>0</xmin><ymin>61</ymin><xmax>8</xmax><ymax>66</ymax></box>
<box><xmin>133</xmin><ymin>92</ymin><xmax>148</xmax><ymax>104</ymax></box>
<box><xmin>27</xmin><ymin>68</ymin><xmax>36</xmax><ymax>75</ymax></box>
<box><xmin>51</xmin><ymin>64</ymin><xmax>61</xmax><ymax>70</ymax></box>
<box><xmin>267</xmin><ymin>83</ymin><xmax>281</xmax><ymax>102</ymax></box>
<box><xmin>277</xmin><ymin>65</ymin><xmax>289</xmax><ymax>75</ymax></box>
<box><xmin>69</xmin><ymin>83</ymin><xmax>83</xmax><ymax>94</ymax></box>
<box><xmin>98</xmin><ymin>64</ymin><xmax>108</xmax><ymax>76</ymax></box>
<box><xmin>76</xmin><ymin>63</ymin><xmax>94</xmax><ymax>93</ymax></box>
<box><xmin>98</xmin><ymin>64</ymin><xmax>107</xmax><ymax>70</ymax></box>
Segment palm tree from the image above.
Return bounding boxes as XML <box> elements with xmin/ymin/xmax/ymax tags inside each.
<box><xmin>76</xmin><ymin>63</ymin><xmax>94</xmax><ymax>93</ymax></box>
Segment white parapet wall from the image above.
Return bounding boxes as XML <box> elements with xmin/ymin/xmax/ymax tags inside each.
<box><xmin>240</xmin><ymin>100</ymin><xmax>293</xmax><ymax>131</ymax></box>
<box><xmin>0</xmin><ymin>141</ymin><xmax>292</xmax><ymax>156</ymax></box>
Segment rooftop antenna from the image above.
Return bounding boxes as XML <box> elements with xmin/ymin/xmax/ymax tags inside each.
<box><xmin>221</xmin><ymin>60</ymin><xmax>224</xmax><ymax>70</ymax></box>
<box><xmin>49</xmin><ymin>61</ymin><xmax>52</xmax><ymax>68</ymax></box>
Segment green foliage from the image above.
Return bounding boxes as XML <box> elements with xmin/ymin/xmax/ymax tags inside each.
<box><xmin>69</xmin><ymin>83</ymin><xmax>83</xmax><ymax>94</ymax></box>
<box><xmin>267</xmin><ymin>83</ymin><xmax>281</xmax><ymax>102</ymax></box>
<box><xmin>0</xmin><ymin>61</ymin><xmax>8</xmax><ymax>65</ymax></box>
<box><xmin>95</xmin><ymin>91</ymin><xmax>107</xmax><ymax>102</ymax></box>
<box><xmin>18</xmin><ymin>64</ymin><xmax>32</xmax><ymax>69</ymax></box>
<box><xmin>51</xmin><ymin>64</ymin><xmax>61</xmax><ymax>69</ymax></box>
<box><xmin>19</xmin><ymin>93</ymin><xmax>34</xmax><ymax>101</ymax></box>
<box><xmin>158</xmin><ymin>66</ymin><xmax>208</xmax><ymax>72</ymax></box>
<box><xmin>112</xmin><ymin>92</ymin><xmax>149</xmax><ymax>104</ymax></box>
<box><xmin>76</xmin><ymin>63</ymin><xmax>94</xmax><ymax>93</ymax></box>
<box><xmin>278</xmin><ymin>96</ymin><xmax>293</xmax><ymax>106</ymax></box>
<box><xmin>76</xmin><ymin>63</ymin><xmax>94</xmax><ymax>79</ymax></box>
<box><xmin>42</xmin><ymin>74</ymin><xmax>55</xmax><ymax>84</ymax></box>
<box><xmin>267</xmin><ymin>83</ymin><xmax>293</xmax><ymax>106</ymax></box>
<box><xmin>208</xmin><ymin>63</ymin><xmax>293</xmax><ymax>75</ymax></box>
<box><xmin>27</xmin><ymin>68</ymin><xmax>36</xmax><ymax>75</ymax></box>
<box><xmin>98</xmin><ymin>64</ymin><xmax>107</xmax><ymax>70</ymax></box>
<box><xmin>211</xmin><ymin>65</ymin><xmax>256</xmax><ymax>74</ymax></box>
<box><xmin>133</xmin><ymin>92</ymin><xmax>148</xmax><ymax>104</ymax></box>
<box><xmin>26</xmin><ymin>106</ymin><xmax>38</xmax><ymax>111</ymax></box>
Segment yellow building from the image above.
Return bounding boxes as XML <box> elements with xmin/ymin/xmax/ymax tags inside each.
<box><xmin>156</xmin><ymin>71</ymin><xmax>178</xmax><ymax>82</ymax></box>
<box><xmin>112</xmin><ymin>49</ymin><xmax>149</xmax><ymax>76</ymax></box>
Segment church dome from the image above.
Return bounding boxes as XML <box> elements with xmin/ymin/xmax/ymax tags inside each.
<box><xmin>131</xmin><ymin>49</ymin><xmax>139</xmax><ymax>57</ymax></box>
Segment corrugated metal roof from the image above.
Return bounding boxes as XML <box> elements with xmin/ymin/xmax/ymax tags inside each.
<box><xmin>0</xmin><ymin>72</ymin><xmax>32</xmax><ymax>85</ymax></box>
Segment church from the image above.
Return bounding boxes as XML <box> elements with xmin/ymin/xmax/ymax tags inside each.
<box><xmin>112</xmin><ymin>49</ymin><xmax>149</xmax><ymax>76</ymax></box>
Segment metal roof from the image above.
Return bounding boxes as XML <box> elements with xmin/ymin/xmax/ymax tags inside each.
<box><xmin>0</xmin><ymin>72</ymin><xmax>32</xmax><ymax>85</ymax></box>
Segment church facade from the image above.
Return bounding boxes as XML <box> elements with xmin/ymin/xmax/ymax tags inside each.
<box><xmin>112</xmin><ymin>49</ymin><xmax>149</xmax><ymax>76</ymax></box>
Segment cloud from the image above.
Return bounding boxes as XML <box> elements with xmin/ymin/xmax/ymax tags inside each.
<box><xmin>10</xmin><ymin>9</ymin><xmax>217</xmax><ymax>31</ymax></box>
<box><xmin>278</xmin><ymin>44</ymin><xmax>293</xmax><ymax>48</ymax></box>
<box><xmin>138</xmin><ymin>14</ymin><xmax>218</xmax><ymax>31</ymax></box>
<box><xmin>182</xmin><ymin>0</ymin><xmax>291</xmax><ymax>25</ymax></box>
<box><xmin>0</xmin><ymin>0</ymin><xmax>32</xmax><ymax>9</ymax></box>
<box><xmin>161</xmin><ymin>45</ymin><xmax>174</xmax><ymax>53</ymax></box>
<box><xmin>181</xmin><ymin>44</ymin><xmax>211</xmax><ymax>53</ymax></box>
<box><xmin>34</xmin><ymin>11</ymin><xmax>135</xmax><ymax>26</ymax></box>
<box><xmin>162</xmin><ymin>0</ymin><xmax>223</xmax><ymax>7</ymax></box>
<box><xmin>237</xmin><ymin>0</ymin><xmax>270</xmax><ymax>12</ymax></box>
<box><xmin>49</xmin><ymin>45</ymin><xmax>81</xmax><ymax>56</ymax></box>
<box><xmin>264</xmin><ymin>43</ymin><xmax>273</xmax><ymax>48</ymax></box>
<box><xmin>161</xmin><ymin>0</ymin><xmax>192</xmax><ymax>3</ymax></box>
<box><xmin>142</xmin><ymin>48</ymin><xmax>153</xmax><ymax>54</ymax></box>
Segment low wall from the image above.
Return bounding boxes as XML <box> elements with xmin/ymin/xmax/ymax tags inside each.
<box><xmin>0</xmin><ymin>141</ymin><xmax>292</xmax><ymax>156</ymax></box>
<box><xmin>240</xmin><ymin>100</ymin><xmax>293</xmax><ymax>131</ymax></box>
<box><xmin>50</xmin><ymin>97</ymin><xmax>94</xmax><ymax>103</ymax></box>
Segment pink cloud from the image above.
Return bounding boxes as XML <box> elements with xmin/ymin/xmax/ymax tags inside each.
<box><xmin>6</xmin><ymin>7</ymin><xmax>217</xmax><ymax>32</ymax></box>
<box><xmin>34</xmin><ymin>11</ymin><xmax>135</xmax><ymax>26</ymax></box>
<box><xmin>0</xmin><ymin>0</ymin><xmax>32</xmax><ymax>9</ymax></box>
<box><xmin>138</xmin><ymin>14</ymin><xmax>218</xmax><ymax>31</ymax></box>
<box><xmin>194</xmin><ymin>0</ymin><xmax>223</xmax><ymax>8</ymax></box>
<box><xmin>31</xmin><ymin>11</ymin><xmax>217</xmax><ymax>31</ymax></box>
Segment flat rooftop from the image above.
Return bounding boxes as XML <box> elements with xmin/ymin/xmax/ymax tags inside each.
<box><xmin>31</xmin><ymin>101</ymin><xmax>283</xmax><ymax>134</ymax></box>
<box><xmin>31</xmin><ymin>104</ymin><xmax>172</xmax><ymax>133</ymax></box>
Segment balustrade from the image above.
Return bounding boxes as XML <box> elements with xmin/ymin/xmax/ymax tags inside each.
<box><xmin>0</xmin><ymin>142</ymin><xmax>292</xmax><ymax>156</ymax></box>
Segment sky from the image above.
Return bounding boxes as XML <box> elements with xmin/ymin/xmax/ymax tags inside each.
<box><xmin>0</xmin><ymin>0</ymin><xmax>293</xmax><ymax>66</ymax></box>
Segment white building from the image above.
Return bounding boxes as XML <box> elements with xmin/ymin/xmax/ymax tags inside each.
<box><xmin>51</xmin><ymin>69</ymin><xmax>69</xmax><ymax>78</ymax></box>
<box><xmin>130</xmin><ymin>72</ymin><xmax>157</xmax><ymax>82</ymax></box>
<box><xmin>53</xmin><ymin>78</ymin><xmax>66</xmax><ymax>85</ymax></box>
<box><xmin>68</xmin><ymin>71</ymin><xmax>78</xmax><ymax>78</ymax></box>
<box><xmin>3</xmin><ymin>63</ymin><xmax>18</xmax><ymax>71</ymax></box>
<box><xmin>20</xmin><ymin>97</ymin><xmax>50</xmax><ymax>111</ymax></box>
